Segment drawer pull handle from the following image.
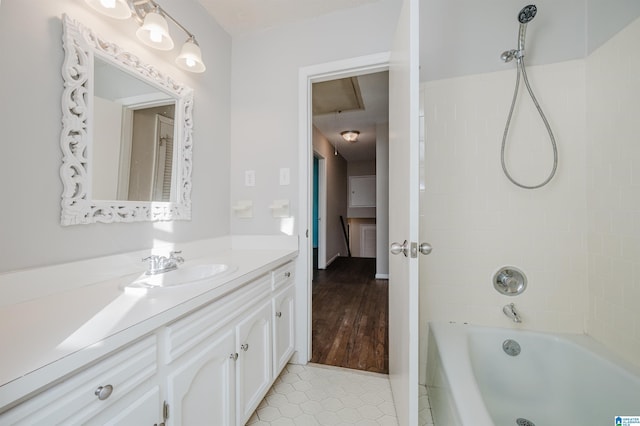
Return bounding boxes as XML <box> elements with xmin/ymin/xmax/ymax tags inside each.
<box><xmin>240</xmin><ymin>343</ymin><xmax>249</xmax><ymax>351</ymax></box>
<box><xmin>94</xmin><ymin>384</ymin><xmax>113</xmax><ymax>400</ymax></box>
<box><xmin>284</xmin><ymin>272</ymin><xmax>291</xmax><ymax>278</ymax></box>
<box><xmin>275</xmin><ymin>311</ymin><xmax>282</xmax><ymax>318</ymax></box>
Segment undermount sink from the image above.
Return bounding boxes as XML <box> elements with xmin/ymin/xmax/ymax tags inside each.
<box><xmin>123</xmin><ymin>263</ymin><xmax>237</xmax><ymax>294</ymax></box>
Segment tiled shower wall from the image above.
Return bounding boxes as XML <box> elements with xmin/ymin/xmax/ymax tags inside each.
<box><xmin>420</xmin><ymin>16</ymin><xmax>640</xmax><ymax>376</ymax></box>
<box><xmin>420</xmin><ymin>60</ymin><xmax>588</xmax><ymax>379</ymax></box>
<box><xmin>586</xmin><ymin>17</ymin><xmax>640</xmax><ymax>366</ymax></box>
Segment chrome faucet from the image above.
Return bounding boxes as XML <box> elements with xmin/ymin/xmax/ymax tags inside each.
<box><xmin>503</xmin><ymin>303</ymin><xmax>522</xmax><ymax>323</ymax></box>
<box><xmin>143</xmin><ymin>251</ymin><xmax>184</xmax><ymax>275</ymax></box>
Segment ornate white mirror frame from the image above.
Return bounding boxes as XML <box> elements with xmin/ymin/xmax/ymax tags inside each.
<box><xmin>60</xmin><ymin>14</ymin><xmax>193</xmax><ymax>225</ymax></box>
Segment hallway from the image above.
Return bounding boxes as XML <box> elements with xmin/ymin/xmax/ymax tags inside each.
<box><xmin>311</xmin><ymin>257</ymin><xmax>388</xmax><ymax>374</ymax></box>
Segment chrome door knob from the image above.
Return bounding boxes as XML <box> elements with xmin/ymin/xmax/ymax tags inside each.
<box><xmin>390</xmin><ymin>240</ymin><xmax>409</xmax><ymax>256</ymax></box>
<box><xmin>418</xmin><ymin>242</ymin><xmax>432</xmax><ymax>255</ymax></box>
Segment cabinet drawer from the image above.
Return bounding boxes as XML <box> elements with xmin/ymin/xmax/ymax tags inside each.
<box><xmin>0</xmin><ymin>335</ymin><xmax>157</xmax><ymax>425</ymax></box>
<box><xmin>271</xmin><ymin>262</ymin><xmax>294</xmax><ymax>291</ymax></box>
<box><xmin>164</xmin><ymin>274</ymin><xmax>271</xmax><ymax>363</ymax></box>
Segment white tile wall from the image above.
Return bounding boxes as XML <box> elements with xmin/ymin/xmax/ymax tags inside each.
<box><xmin>419</xmin><ymin>60</ymin><xmax>589</xmax><ymax>379</ymax></box>
<box><xmin>586</xmin><ymin>16</ymin><xmax>640</xmax><ymax>367</ymax></box>
<box><xmin>420</xmin><ymin>16</ymin><xmax>640</xmax><ymax>375</ymax></box>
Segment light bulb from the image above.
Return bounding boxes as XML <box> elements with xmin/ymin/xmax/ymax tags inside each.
<box><xmin>185</xmin><ymin>58</ymin><xmax>196</xmax><ymax>68</ymax></box>
<box><xmin>100</xmin><ymin>0</ymin><xmax>116</xmax><ymax>8</ymax></box>
<box><xmin>149</xmin><ymin>30</ymin><xmax>162</xmax><ymax>43</ymax></box>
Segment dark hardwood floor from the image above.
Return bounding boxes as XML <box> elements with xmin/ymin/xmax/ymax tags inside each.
<box><xmin>311</xmin><ymin>257</ymin><xmax>389</xmax><ymax>374</ymax></box>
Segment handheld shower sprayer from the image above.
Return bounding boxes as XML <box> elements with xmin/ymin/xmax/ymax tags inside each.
<box><xmin>500</xmin><ymin>4</ymin><xmax>558</xmax><ymax>190</ymax></box>
<box><xmin>517</xmin><ymin>5</ymin><xmax>537</xmax><ymax>54</ymax></box>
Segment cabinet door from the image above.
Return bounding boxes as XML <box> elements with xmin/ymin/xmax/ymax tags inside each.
<box><xmin>166</xmin><ymin>328</ymin><xmax>236</xmax><ymax>426</ymax></box>
<box><xmin>273</xmin><ymin>284</ymin><xmax>295</xmax><ymax>375</ymax></box>
<box><xmin>236</xmin><ymin>300</ymin><xmax>272</xmax><ymax>425</ymax></box>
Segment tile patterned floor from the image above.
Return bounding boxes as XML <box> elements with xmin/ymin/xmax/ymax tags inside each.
<box><xmin>247</xmin><ymin>364</ymin><xmax>435</xmax><ymax>425</ymax></box>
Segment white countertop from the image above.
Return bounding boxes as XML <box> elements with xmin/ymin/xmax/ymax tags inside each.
<box><xmin>0</xmin><ymin>236</ymin><xmax>298</xmax><ymax>412</ymax></box>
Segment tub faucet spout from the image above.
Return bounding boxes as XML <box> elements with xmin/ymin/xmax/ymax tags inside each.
<box><xmin>503</xmin><ymin>303</ymin><xmax>522</xmax><ymax>323</ymax></box>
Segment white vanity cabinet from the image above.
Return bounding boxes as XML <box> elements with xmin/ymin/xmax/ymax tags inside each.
<box><xmin>0</xmin><ymin>335</ymin><xmax>159</xmax><ymax>425</ymax></box>
<box><xmin>0</xmin><ymin>260</ymin><xmax>296</xmax><ymax>426</ymax></box>
<box><xmin>162</xmin><ymin>261</ymin><xmax>295</xmax><ymax>426</ymax></box>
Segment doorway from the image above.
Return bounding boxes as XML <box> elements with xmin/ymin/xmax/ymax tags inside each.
<box><xmin>307</xmin><ymin>67</ymin><xmax>390</xmax><ymax>374</ymax></box>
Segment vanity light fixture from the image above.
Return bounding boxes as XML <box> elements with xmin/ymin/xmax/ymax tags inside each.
<box><xmin>85</xmin><ymin>0</ymin><xmax>131</xmax><ymax>19</ymax></box>
<box><xmin>84</xmin><ymin>0</ymin><xmax>206</xmax><ymax>73</ymax></box>
<box><xmin>136</xmin><ymin>6</ymin><xmax>174</xmax><ymax>50</ymax></box>
<box><xmin>341</xmin><ymin>130</ymin><xmax>360</xmax><ymax>143</ymax></box>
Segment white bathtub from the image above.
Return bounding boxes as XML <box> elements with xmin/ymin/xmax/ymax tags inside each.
<box><xmin>426</xmin><ymin>322</ymin><xmax>640</xmax><ymax>426</ymax></box>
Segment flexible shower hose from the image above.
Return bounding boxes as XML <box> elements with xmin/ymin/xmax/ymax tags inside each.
<box><xmin>501</xmin><ymin>57</ymin><xmax>558</xmax><ymax>189</ymax></box>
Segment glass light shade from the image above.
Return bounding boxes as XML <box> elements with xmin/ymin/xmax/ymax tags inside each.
<box><xmin>341</xmin><ymin>130</ymin><xmax>360</xmax><ymax>142</ymax></box>
<box><xmin>85</xmin><ymin>0</ymin><xmax>131</xmax><ymax>19</ymax></box>
<box><xmin>176</xmin><ymin>39</ymin><xmax>206</xmax><ymax>73</ymax></box>
<box><xmin>136</xmin><ymin>10</ymin><xmax>174</xmax><ymax>50</ymax></box>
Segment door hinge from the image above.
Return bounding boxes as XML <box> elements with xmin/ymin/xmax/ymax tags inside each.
<box><xmin>154</xmin><ymin>400</ymin><xmax>169</xmax><ymax>425</ymax></box>
<box><xmin>163</xmin><ymin>401</ymin><xmax>170</xmax><ymax>421</ymax></box>
<box><xmin>306</xmin><ymin>229</ymin><xmax>309</xmax><ymax>238</ymax></box>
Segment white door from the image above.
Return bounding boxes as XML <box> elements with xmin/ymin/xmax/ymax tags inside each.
<box><xmin>388</xmin><ymin>0</ymin><xmax>420</xmax><ymax>424</ymax></box>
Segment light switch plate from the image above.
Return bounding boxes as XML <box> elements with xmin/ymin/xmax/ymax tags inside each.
<box><xmin>279</xmin><ymin>168</ymin><xmax>290</xmax><ymax>186</ymax></box>
<box><xmin>245</xmin><ymin>170</ymin><xmax>255</xmax><ymax>187</ymax></box>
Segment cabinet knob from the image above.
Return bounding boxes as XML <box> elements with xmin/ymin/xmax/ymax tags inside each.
<box><xmin>275</xmin><ymin>311</ymin><xmax>282</xmax><ymax>318</ymax></box>
<box><xmin>240</xmin><ymin>343</ymin><xmax>249</xmax><ymax>351</ymax></box>
<box><xmin>284</xmin><ymin>272</ymin><xmax>291</xmax><ymax>278</ymax></box>
<box><xmin>230</xmin><ymin>352</ymin><xmax>238</xmax><ymax>361</ymax></box>
<box><xmin>94</xmin><ymin>384</ymin><xmax>113</xmax><ymax>400</ymax></box>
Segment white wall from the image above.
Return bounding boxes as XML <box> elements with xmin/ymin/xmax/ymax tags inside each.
<box><xmin>229</xmin><ymin>0</ymin><xmax>400</xmax><ymax>236</ymax></box>
<box><xmin>312</xmin><ymin>126</ymin><xmax>348</xmax><ymax>263</ymax></box>
<box><xmin>586</xmin><ymin>16</ymin><xmax>640</xmax><ymax>367</ymax></box>
<box><xmin>420</xmin><ymin>60</ymin><xmax>588</xmax><ymax>376</ymax></box>
<box><xmin>92</xmin><ymin>97</ymin><xmax>123</xmax><ymax>200</ymax></box>
<box><xmin>0</xmin><ymin>0</ymin><xmax>231</xmax><ymax>273</ymax></box>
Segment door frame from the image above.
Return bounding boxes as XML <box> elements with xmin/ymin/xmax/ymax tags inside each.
<box><xmin>313</xmin><ymin>153</ymin><xmax>327</xmax><ymax>269</ymax></box>
<box><xmin>297</xmin><ymin>52</ymin><xmax>390</xmax><ymax>362</ymax></box>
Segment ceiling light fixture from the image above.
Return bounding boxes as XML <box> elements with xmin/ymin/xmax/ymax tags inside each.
<box><xmin>341</xmin><ymin>130</ymin><xmax>360</xmax><ymax>143</ymax></box>
<box><xmin>84</xmin><ymin>0</ymin><xmax>206</xmax><ymax>73</ymax></box>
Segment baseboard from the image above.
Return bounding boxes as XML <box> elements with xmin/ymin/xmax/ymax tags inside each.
<box><xmin>375</xmin><ymin>273</ymin><xmax>389</xmax><ymax>279</ymax></box>
<box><xmin>326</xmin><ymin>253</ymin><xmax>340</xmax><ymax>267</ymax></box>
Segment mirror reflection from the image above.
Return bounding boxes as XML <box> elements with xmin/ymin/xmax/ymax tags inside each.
<box><xmin>92</xmin><ymin>57</ymin><xmax>177</xmax><ymax>202</ymax></box>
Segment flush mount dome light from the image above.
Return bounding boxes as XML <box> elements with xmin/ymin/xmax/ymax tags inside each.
<box><xmin>136</xmin><ymin>7</ymin><xmax>174</xmax><ymax>50</ymax></box>
<box><xmin>341</xmin><ymin>130</ymin><xmax>360</xmax><ymax>142</ymax></box>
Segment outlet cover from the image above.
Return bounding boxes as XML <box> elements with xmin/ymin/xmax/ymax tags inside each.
<box><xmin>245</xmin><ymin>170</ymin><xmax>255</xmax><ymax>187</ymax></box>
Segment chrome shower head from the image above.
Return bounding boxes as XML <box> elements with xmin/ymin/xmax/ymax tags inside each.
<box><xmin>517</xmin><ymin>5</ymin><xmax>537</xmax><ymax>53</ymax></box>
<box><xmin>518</xmin><ymin>5</ymin><xmax>537</xmax><ymax>24</ymax></box>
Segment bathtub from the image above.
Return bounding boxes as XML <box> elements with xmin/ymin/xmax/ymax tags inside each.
<box><xmin>426</xmin><ymin>322</ymin><xmax>640</xmax><ymax>426</ymax></box>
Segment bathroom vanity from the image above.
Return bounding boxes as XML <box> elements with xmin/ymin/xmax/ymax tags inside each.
<box><xmin>0</xmin><ymin>236</ymin><xmax>297</xmax><ymax>425</ymax></box>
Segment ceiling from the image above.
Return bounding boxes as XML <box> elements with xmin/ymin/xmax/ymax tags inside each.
<box><xmin>312</xmin><ymin>72</ymin><xmax>388</xmax><ymax>163</ymax></box>
<box><xmin>196</xmin><ymin>0</ymin><xmax>383</xmax><ymax>36</ymax></box>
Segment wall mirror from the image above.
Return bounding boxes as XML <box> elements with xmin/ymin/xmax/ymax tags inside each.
<box><xmin>60</xmin><ymin>14</ymin><xmax>193</xmax><ymax>225</ymax></box>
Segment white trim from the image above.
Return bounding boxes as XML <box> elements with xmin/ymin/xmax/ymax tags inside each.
<box><xmin>297</xmin><ymin>52</ymin><xmax>391</xmax><ymax>363</ymax></box>
<box><xmin>375</xmin><ymin>273</ymin><xmax>389</xmax><ymax>280</ymax></box>
<box><xmin>326</xmin><ymin>253</ymin><xmax>341</xmax><ymax>267</ymax></box>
